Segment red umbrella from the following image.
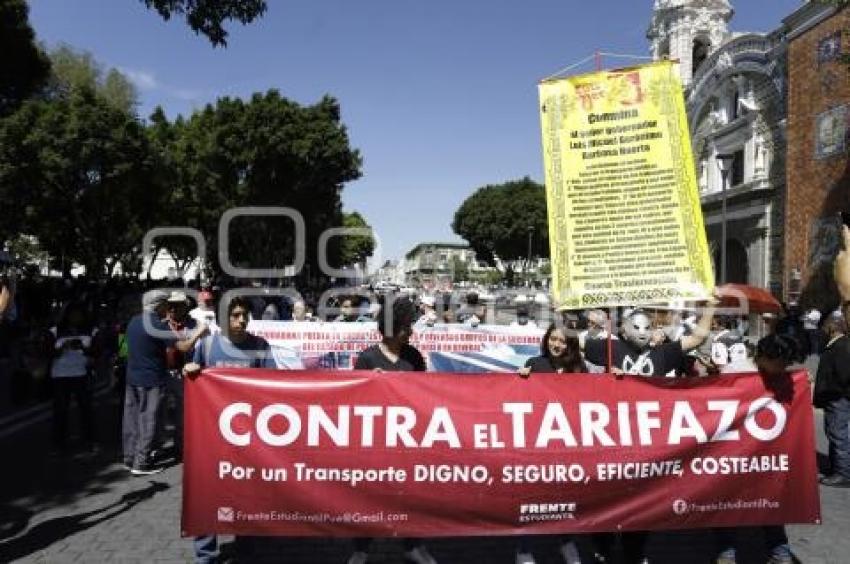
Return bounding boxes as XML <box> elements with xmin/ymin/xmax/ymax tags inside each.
<box><xmin>715</xmin><ymin>283</ymin><xmax>782</xmax><ymax>315</ymax></box>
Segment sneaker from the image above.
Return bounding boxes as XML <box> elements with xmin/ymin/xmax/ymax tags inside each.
<box><xmin>716</xmin><ymin>557</ymin><xmax>736</xmax><ymax>564</ymax></box>
<box><xmin>405</xmin><ymin>545</ymin><xmax>438</xmax><ymax>564</ymax></box>
<box><xmin>347</xmin><ymin>551</ymin><xmax>368</xmax><ymax>564</ymax></box>
<box><xmin>766</xmin><ymin>558</ymin><xmax>792</xmax><ymax>564</ymax></box>
<box><xmin>559</xmin><ymin>541</ymin><xmax>582</xmax><ymax>564</ymax></box>
<box><xmin>516</xmin><ymin>552</ymin><xmax>536</xmax><ymax>564</ymax></box>
<box><xmin>130</xmin><ymin>464</ymin><xmax>164</xmax><ymax>476</ymax></box>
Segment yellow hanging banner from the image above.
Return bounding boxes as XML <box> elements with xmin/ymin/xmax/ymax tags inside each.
<box><xmin>539</xmin><ymin>60</ymin><xmax>714</xmax><ymax>309</ymax></box>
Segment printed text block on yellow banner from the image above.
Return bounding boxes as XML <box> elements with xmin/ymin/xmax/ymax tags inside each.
<box><xmin>539</xmin><ymin>61</ymin><xmax>714</xmax><ymax>310</ymax></box>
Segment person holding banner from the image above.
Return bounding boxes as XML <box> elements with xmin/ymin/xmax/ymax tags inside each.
<box><xmin>516</xmin><ymin>323</ymin><xmax>586</xmax><ymax>564</ymax></box>
<box><xmin>715</xmin><ymin>333</ymin><xmax>797</xmax><ymax>564</ymax></box>
<box><xmin>183</xmin><ymin>295</ymin><xmax>279</xmax><ymax>564</ymax></box>
<box><xmin>583</xmin><ymin>304</ymin><xmax>715</xmax><ymax>378</ymax></box>
<box><xmin>348</xmin><ymin>295</ymin><xmax>436</xmax><ymax>564</ymax></box>
<box><xmin>580</xmin><ymin>302</ymin><xmax>715</xmax><ymax>563</ymax></box>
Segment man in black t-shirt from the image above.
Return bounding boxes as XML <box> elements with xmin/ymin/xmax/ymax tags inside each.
<box><xmin>349</xmin><ymin>296</ymin><xmax>436</xmax><ymax>564</ymax></box>
<box><xmin>584</xmin><ymin>305</ymin><xmax>715</xmax><ymax>378</ymax></box>
<box><xmin>582</xmin><ymin>303</ymin><xmax>716</xmax><ymax>564</ymax></box>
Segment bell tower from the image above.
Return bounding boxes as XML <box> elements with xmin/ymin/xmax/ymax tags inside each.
<box><xmin>647</xmin><ymin>0</ymin><xmax>734</xmax><ymax>87</ymax></box>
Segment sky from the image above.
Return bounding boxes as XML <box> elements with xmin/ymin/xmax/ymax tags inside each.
<box><xmin>27</xmin><ymin>0</ymin><xmax>804</xmax><ymax>265</ymax></box>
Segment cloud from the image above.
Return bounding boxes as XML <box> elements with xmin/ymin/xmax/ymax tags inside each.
<box><xmin>119</xmin><ymin>67</ymin><xmax>205</xmax><ymax>105</ymax></box>
<box><xmin>120</xmin><ymin>68</ymin><xmax>159</xmax><ymax>91</ymax></box>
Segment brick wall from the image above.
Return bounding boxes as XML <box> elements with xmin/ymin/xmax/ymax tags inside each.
<box><xmin>786</xmin><ymin>7</ymin><xmax>850</xmax><ymax>307</ymax></box>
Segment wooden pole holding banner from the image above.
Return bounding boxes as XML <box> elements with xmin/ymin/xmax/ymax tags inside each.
<box><xmin>607</xmin><ymin>316</ymin><xmax>617</xmax><ymax>378</ymax></box>
<box><xmin>595</xmin><ymin>50</ymin><xmax>602</xmax><ymax>71</ymax></box>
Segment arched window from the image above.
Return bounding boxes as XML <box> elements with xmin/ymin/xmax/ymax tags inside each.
<box><xmin>693</xmin><ymin>38</ymin><xmax>711</xmax><ymax>76</ymax></box>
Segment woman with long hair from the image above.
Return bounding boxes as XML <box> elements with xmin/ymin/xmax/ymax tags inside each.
<box><xmin>515</xmin><ymin>322</ymin><xmax>586</xmax><ymax>564</ymax></box>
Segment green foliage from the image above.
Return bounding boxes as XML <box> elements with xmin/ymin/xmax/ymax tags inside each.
<box><xmin>452</xmin><ymin>176</ymin><xmax>549</xmax><ymax>265</ymax></box>
<box><xmin>47</xmin><ymin>45</ymin><xmax>139</xmax><ymax>113</ymax></box>
<box><xmin>339</xmin><ymin>211</ymin><xmax>375</xmax><ymax>266</ymax></box>
<box><xmin>0</xmin><ymin>0</ymin><xmax>51</xmax><ymax>117</ymax></box>
<box><xmin>142</xmin><ymin>0</ymin><xmax>267</xmax><ymax>47</ymax></box>
<box><xmin>0</xmin><ymin>87</ymin><xmax>164</xmax><ymax>276</ymax></box>
<box><xmin>451</xmin><ymin>255</ymin><xmax>469</xmax><ymax>283</ymax></box>
<box><xmin>148</xmin><ymin>91</ymin><xmax>362</xmax><ymax>279</ymax></box>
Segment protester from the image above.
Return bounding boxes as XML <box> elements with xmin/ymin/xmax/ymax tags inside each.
<box><xmin>335</xmin><ymin>296</ymin><xmax>370</xmax><ymax>322</ymax></box>
<box><xmin>813</xmin><ymin>310</ymin><xmax>850</xmax><ymax>487</ymax></box>
<box><xmin>291</xmin><ymin>299</ymin><xmax>311</xmax><ymax>321</ymax></box>
<box><xmin>456</xmin><ymin>292</ymin><xmax>486</xmax><ymax>326</ymax></box>
<box><xmin>581</xmin><ymin>300</ymin><xmax>715</xmax><ymax>563</ymax></box>
<box><xmin>710</xmin><ymin>317</ymin><xmax>743</xmax><ymax>370</ymax></box>
<box><xmin>189</xmin><ymin>290</ymin><xmax>218</xmax><ymax>330</ymax></box>
<box><xmin>416</xmin><ymin>295</ymin><xmax>439</xmax><ymax>327</ymax></box>
<box><xmin>716</xmin><ymin>334</ymin><xmax>796</xmax><ymax>564</ymax></box>
<box><xmin>49</xmin><ymin>306</ymin><xmax>96</xmax><ymax>455</ymax></box>
<box><xmin>123</xmin><ymin>290</ymin><xmax>207</xmax><ymax>475</ymax></box>
<box><xmin>802</xmin><ymin>308</ymin><xmax>822</xmax><ymax>355</ymax></box>
<box><xmin>159</xmin><ymin>291</ymin><xmax>197</xmax><ymax>463</ymax></box>
<box><xmin>583</xmin><ymin>302</ymin><xmax>716</xmax><ymax>377</ymax></box>
<box><xmin>183</xmin><ymin>295</ymin><xmax>279</xmax><ymax>564</ymax></box>
<box><xmin>348</xmin><ymin>295</ymin><xmax>436</xmax><ymax>564</ymax></box>
<box><xmin>510</xmin><ymin>305</ymin><xmax>536</xmax><ymax>327</ymax></box>
<box><xmin>516</xmin><ymin>323</ymin><xmax>585</xmax><ymax>564</ymax></box>
<box><xmin>0</xmin><ymin>264</ymin><xmax>16</xmax><ymax>414</ymax></box>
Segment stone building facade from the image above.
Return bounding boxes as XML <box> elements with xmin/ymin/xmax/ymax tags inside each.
<box><xmin>649</xmin><ymin>0</ymin><xmax>787</xmax><ymax>295</ymax></box>
<box><xmin>784</xmin><ymin>2</ymin><xmax>850</xmax><ymax>309</ymax></box>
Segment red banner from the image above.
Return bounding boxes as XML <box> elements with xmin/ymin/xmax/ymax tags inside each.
<box><xmin>182</xmin><ymin>369</ymin><xmax>820</xmax><ymax>537</ymax></box>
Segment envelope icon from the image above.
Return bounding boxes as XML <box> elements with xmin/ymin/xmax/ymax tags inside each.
<box><xmin>217</xmin><ymin>507</ymin><xmax>235</xmax><ymax>522</ymax></box>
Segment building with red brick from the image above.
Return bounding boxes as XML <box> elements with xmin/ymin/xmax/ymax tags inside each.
<box><xmin>784</xmin><ymin>2</ymin><xmax>850</xmax><ymax>309</ymax></box>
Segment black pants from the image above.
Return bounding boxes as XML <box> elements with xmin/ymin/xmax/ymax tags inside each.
<box><xmin>593</xmin><ymin>531</ymin><xmax>648</xmax><ymax>564</ymax></box>
<box><xmin>52</xmin><ymin>376</ymin><xmax>94</xmax><ymax>447</ymax></box>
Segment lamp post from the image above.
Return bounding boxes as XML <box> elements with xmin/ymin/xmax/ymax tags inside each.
<box><xmin>715</xmin><ymin>153</ymin><xmax>734</xmax><ymax>284</ymax></box>
<box><xmin>526</xmin><ymin>225</ymin><xmax>534</xmax><ymax>287</ymax></box>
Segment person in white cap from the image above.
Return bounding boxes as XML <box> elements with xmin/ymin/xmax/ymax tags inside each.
<box><xmin>416</xmin><ymin>295</ymin><xmax>438</xmax><ymax>326</ymax></box>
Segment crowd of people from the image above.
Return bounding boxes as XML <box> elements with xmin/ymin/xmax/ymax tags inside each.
<box><xmin>1</xmin><ymin>227</ymin><xmax>850</xmax><ymax>564</ymax></box>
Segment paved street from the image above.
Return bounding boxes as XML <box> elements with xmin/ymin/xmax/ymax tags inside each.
<box><xmin>0</xmin><ymin>359</ymin><xmax>847</xmax><ymax>563</ymax></box>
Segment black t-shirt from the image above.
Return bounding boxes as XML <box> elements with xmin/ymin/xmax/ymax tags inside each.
<box><xmin>355</xmin><ymin>344</ymin><xmax>426</xmax><ymax>372</ymax></box>
<box><xmin>584</xmin><ymin>338</ymin><xmax>685</xmax><ymax>377</ymax></box>
<box><xmin>524</xmin><ymin>355</ymin><xmax>586</xmax><ymax>374</ymax></box>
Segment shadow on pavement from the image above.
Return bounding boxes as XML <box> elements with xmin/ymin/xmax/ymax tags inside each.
<box><xmin>0</xmin><ymin>480</ymin><xmax>169</xmax><ymax>561</ymax></box>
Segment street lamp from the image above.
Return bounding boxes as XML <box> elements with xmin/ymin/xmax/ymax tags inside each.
<box><xmin>715</xmin><ymin>153</ymin><xmax>734</xmax><ymax>284</ymax></box>
<box><xmin>527</xmin><ymin>226</ymin><xmax>534</xmax><ymax>287</ymax></box>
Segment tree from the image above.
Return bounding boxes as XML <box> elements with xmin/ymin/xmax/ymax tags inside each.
<box><xmin>141</xmin><ymin>0</ymin><xmax>267</xmax><ymax>47</ymax></box>
<box><xmin>0</xmin><ymin>0</ymin><xmax>51</xmax><ymax>117</ymax></box>
<box><xmin>451</xmin><ymin>255</ymin><xmax>469</xmax><ymax>283</ymax></box>
<box><xmin>0</xmin><ymin>87</ymin><xmax>164</xmax><ymax>277</ymax></box>
<box><xmin>148</xmin><ymin>91</ymin><xmax>362</xmax><ymax>282</ymax></box>
<box><xmin>339</xmin><ymin>211</ymin><xmax>375</xmax><ymax>267</ymax></box>
<box><xmin>47</xmin><ymin>45</ymin><xmax>139</xmax><ymax>113</ymax></box>
<box><xmin>452</xmin><ymin>177</ymin><xmax>549</xmax><ymax>268</ymax></box>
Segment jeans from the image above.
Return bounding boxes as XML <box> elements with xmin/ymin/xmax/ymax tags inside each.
<box><xmin>824</xmin><ymin>397</ymin><xmax>850</xmax><ymax>478</ymax></box>
<box><xmin>156</xmin><ymin>374</ymin><xmax>184</xmax><ymax>459</ymax></box>
<box><xmin>122</xmin><ymin>384</ymin><xmax>164</xmax><ymax>467</ymax></box>
<box><xmin>193</xmin><ymin>535</ymin><xmax>217</xmax><ymax>563</ymax></box>
<box><xmin>764</xmin><ymin>525</ymin><xmax>791</xmax><ymax>559</ymax></box>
